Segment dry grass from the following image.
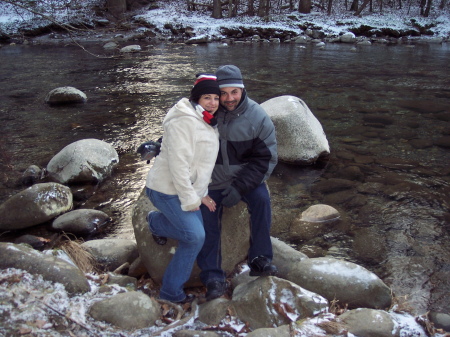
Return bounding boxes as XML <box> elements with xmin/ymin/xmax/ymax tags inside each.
<box><xmin>58</xmin><ymin>234</ymin><xmax>99</xmax><ymax>274</ymax></box>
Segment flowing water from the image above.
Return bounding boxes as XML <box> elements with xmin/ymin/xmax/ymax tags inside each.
<box><xmin>1</xmin><ymin>41</ymin><xmax>449</xmax><ymax>315</ymax></box>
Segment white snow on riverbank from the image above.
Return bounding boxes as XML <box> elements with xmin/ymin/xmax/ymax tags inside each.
<box><xmin>0</xmin><ymin>0</ymin><xmax>449</xmax><ymax>39</ymax></box>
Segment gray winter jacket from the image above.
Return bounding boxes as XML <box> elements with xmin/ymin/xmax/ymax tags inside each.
<box><xmin>209</xmin><ymin>91</ymin><xmax>277</xmax><ymax>194</ymax></box>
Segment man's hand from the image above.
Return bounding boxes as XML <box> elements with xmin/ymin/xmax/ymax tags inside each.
<box><xmin>221</xmin><ymin>186</ymin><xmax>241</xmax><ymax>208</ymax></box>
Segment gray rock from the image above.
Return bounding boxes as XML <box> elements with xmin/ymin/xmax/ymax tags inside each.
<box><xmin>340</xmin><ymin>308</ymin><xmax>398</xmax><ymax>337</ymax></box>
<box><xmin>82</xmin><ymin>239</ymin><xmax>139</xmax><ymax>272</ymax></box>
<box><xmin>103</xmin><ymin>41</ymin><xmax>118</xmax><ymax>49</ymax></box>
<box><xmin>45</xmin><ymin>86</ymin><xmax>87</xmax><ymax>104</ymax></box>
<box><xmin>120</xmin><ymin>45</ymin><xmax>141</xmax><ymax>53</ymax></box>
<box><xmin>0</xmin><ymin>242</ymin><xmax>90</xmax><ymax>294</ymax></box>
<box><xmin>14</xmin><ymin>234</ymin><xmax>48</xmax><ymax>250</ymax></box>
<box><xmin>52</xmin><ymin>209</ymin><xmax>110</xmax><ymax>237</ymax></box>
<box><xmin>429</xmin><ymin>312</ymin><xmax>450</xmax><ymax>331</ymax></box>
<box><xmin>132</xmin><ymin>188</ymin><xmax>250</xmax><ymax>287</ymax></box>
<box><xmin>232</xmin><ymin>276</ymin><xmax>328</xmax><ymax>330</ymax></box>
<box><xmin>246</xmin><ymin>325</ymin><xmax>290</xmax><ymax>337</ymax></box>
<box><xmin>0</xmin><ymin>182</ymin><xmax>73</xmax><ymax>230</ymax></box>
<box><xmin>286</xmin><ymin>257</ymin><xmax>392</xmax><ymax>309</ymax></box>
<box><xmin>271</xmin><ymin>237</ymin><xmax>308</xmax><ymax>279</ymax></box>
<box><xmin>105</xmin><ymin>273</ymin><xmax>137</xmax><ymax>289</ymax></box>
<box><xmin>198</xmin><ymin>297</ymin><xmax>231</xmax><ymax>325</ymax></box>
<box><xmin>46</xmin><ymin>139</ymin><xmax>119</xmax><ymax>184</ymax></box>
<box><xmin>21</xmin><ymin>164</ymin><xmax>43</xmax><ymax>186</ymax></box>
<box><xmin>261</xmin><ymin>95</ymin><xmax>330</xmax><ymax>164</ymax></box>
<box><xmin>300</xmin><ymin>204</ymin><xmax>340</xmax><ymax>222</ymax></box>
<box><xmin>340</xmin><ymin>32</ymin><xmax>356</xmax><ymax>43</ymax></box>
<box><xmin>185</xmin><ymin>34</ymin><xmax>210</xmax><ymax>44</ymax></box>
<box><xmin>294</xmin><ymin>35</ymin><xmax>308</xmax><ymax>43</ymax></box>
<box><xmin>89</xmin><ymin>291</ymin><xmax>159</xmax><ymax>330</ymax></box>
<box><xmin>173</xmin><ymin>330</ymin><xmax>222</xmax><ymax>337</ymax></box>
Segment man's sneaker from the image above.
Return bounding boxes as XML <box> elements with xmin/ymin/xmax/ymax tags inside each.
<box><xmin>205</xmin><ymin>280</ymin><xmax>226</xmax><ymax>301</ymax></box>
<box><xmin>249</xmin><ymin>256</ymin><xmax>278</xmax><ymax>277</ymax></box>
<box><xmin>146</xmin><ymin>211</ymin><xmax>167</xmax><ymax>245</ymax></box>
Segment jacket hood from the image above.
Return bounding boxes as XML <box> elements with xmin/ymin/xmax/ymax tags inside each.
<box><xmin>163</xmin><ymin>97</ymin><xmax>202</xmax><ymax>124</ymax></box>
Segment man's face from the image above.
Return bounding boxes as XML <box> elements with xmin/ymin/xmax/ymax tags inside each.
<box><xmin>219</xmin><ymin>87</ymin><xmax>243</xmax><ymax>111</ymax></box>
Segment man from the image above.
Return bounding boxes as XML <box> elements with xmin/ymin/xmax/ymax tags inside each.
<box><xmin>197</xmin><ymin>65</ymin><xmax>278</xmax><ymax>301</ymax></box>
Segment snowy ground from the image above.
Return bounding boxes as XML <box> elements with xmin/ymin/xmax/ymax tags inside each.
<box><xmin>0</xmin><ymin>268</ymin><xmax>438</xmax><ymax>337</ymax></box>
<box><xmin>0</xmin><ymin>0</ymin><xmax>449</xmax><ymax>40</ymax></box>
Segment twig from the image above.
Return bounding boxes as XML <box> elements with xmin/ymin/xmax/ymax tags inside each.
<box><xmin>152</xmin><ymin>299</ymin><xmax>198</xmax><ymax>336</ymax></box>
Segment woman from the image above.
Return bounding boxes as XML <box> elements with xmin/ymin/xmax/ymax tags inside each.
<box><xmin>145</xmin><ymin>74</ymin><xmax>220</xmax><ymax>303</ymax></box>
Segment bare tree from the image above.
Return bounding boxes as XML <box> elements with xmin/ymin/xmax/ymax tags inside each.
<box><xmin>212</xmin><ymin>0</ymin><xmax>222</xmax><ymax>18</ymax></box>
<box><xmin>298</xmin><ymin>0</ymin><xmax>311</xmax><ymax>13</ymax></box>
<box><xmin>248</xmin><ymin>0</ymin><xmax>255</xmax><ymax>15</ymax></box>
<box><xmin>350</xmin><ymin>0</ymin><xmax>359</xmax><ymax>11</ymax></box>
<box><xmin>327</xmin><ymin>0</ymin><xmax>333</xmax><ymax>14</ymax></box>
<box><xmin>354</xmin><ymin>0</ymin><xmax>371</xmax><ymax>14</ymax></box>
<box><xmin>424</xmin><ymin>0</ymin><xmax>432</xmax><ymax>15</ymax></box>
<box><xmin>258</xmin><ymin>0</ymin><xmax>271</xmax><ymax>16</ymax></box>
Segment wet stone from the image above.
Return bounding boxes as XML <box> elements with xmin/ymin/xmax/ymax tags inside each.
<box><xmin>409</xmin><ymin>138</ymin><xmax>433</xmax><ymax>149</ymax></box>
<box><xmin>434</xmin><ymin>136</ymin><xmax>450</xmax><ymax>148</ymax></box>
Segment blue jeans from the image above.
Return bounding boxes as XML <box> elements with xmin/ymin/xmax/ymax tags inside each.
<box><xmin>197</xmin><ymin>183</ymin><xmax>273</xmax><ymax>286</ymax></box>
<box><xmin>146</xmin><ymin>188</ymin><xmax>205</xmax><ymax>302</ymax></box>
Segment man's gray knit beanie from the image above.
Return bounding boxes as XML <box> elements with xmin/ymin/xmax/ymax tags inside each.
<box><xmin>216</xmin><ymin>65</ymin><xmax>245</xmax><ymax>89</ymax></box>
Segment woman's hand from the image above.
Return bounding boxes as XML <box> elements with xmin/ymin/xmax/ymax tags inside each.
<box><xmin>202</xmin><ymin>195</ymin><xmax>216</xmax><ymax>212</ymax></box>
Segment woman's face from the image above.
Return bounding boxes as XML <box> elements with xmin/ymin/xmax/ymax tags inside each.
<box><xmin>198</xmin><ymin>94</ymin><xmax>220</xmax><ymax>114</ymax></box>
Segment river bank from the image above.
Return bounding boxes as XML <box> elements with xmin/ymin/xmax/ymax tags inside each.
<box><xmin>1</xmin><ymin>0</ymin><xmax>449</xmax><ymax>47</ymax></box>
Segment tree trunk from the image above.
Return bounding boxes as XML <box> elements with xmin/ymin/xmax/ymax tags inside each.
<box><xmin>419</xmin><ymin>0</ymin><xmax>426</xmax><ymax>14</ymax></box>
<box><xmin>212</xmin><ymin>0</ymin><xmax>223</xmax><ymax>18</ymax></box>
<box><xmin>290</xmin><ymin>0</ymin><xmax>295</xmax><ymax>10</ymax></box>
<box><xmin>248</xmin><ymin>0</ymin><xmax>255</xmax><ymax>15</ymax></box>
<box><xmin>350</xmin><ymin>0</ymin><xmax>358</xmax><ymax>11</ymax></box>
<box><xmin>258</xmin><ymin>0</ymin><xmax>270</xmax><ymax>16</ymax></box>
<box><xmin>298</xmin><ymin>0</ymin><xmax>311</xmax><ymax>13</ymax></box>
<box><xmin>187</xmin><ymin>0</ymin><xmax>193</xmax><ymax>11</ymax></box>
<box><xmin>327</xmin><ymin>0</ymin><xmax>333</xmax><ymax>14</ymax></box>
<box><xmin>424</xmin><ymin>0</ymin><xmax>432</xmax><ymax>16</ymax></box>
<box><xmin>354</xmin><ymin>0</ymin><xmax>371</xmax><ymax>14</ymax></box>
<box><xmin>439</xmin><ymin>0</ymin><xmax>447</xmax><ymax>9</ymax></box>
<box><xmin>228</xmin><ymin>0</ymin><xmax>238</xmax><ymax>17</ymax></box>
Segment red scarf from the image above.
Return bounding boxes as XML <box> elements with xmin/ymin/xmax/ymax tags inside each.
<box><xmin>202</xmin><ymin>111</ymin><xmax>217</xmax><ymax>126</ymax></box>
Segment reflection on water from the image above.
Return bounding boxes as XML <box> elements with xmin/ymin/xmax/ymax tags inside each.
<box><xmin>0</xmin><ymin>42</ymin><xmax>449</xmax><ymax>315</ymax></box>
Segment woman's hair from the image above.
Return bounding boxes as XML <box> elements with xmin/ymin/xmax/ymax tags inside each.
<box><xmin>189</xmin><ymin>73</ymin><xmax>221</xmax><ymax>103</ymax></box>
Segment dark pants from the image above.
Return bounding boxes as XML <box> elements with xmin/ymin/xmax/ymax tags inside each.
<box><xmin>197</xmin><ymin>183</ymin><xmax>273</xmax><ymax>285</ymax></box>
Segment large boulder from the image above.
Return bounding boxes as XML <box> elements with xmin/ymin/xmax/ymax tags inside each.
<box><xmin>261</xmin><ymin>95</ymin><xmax>330</xmax><ymax>164</ymax></box>
<box><xmin>132</xmin><ymin>188</ymin><xmax>250</xmax><ymax>287</ymax></box>
<box><xmin>286</xmin><ymin>257</ymin><xmax>392</xmax><ymax>309</ymax></box>
<box><xmin>51</xmin><ymin>209</ymin><xmax>111</xmax><ymax>237</ymax></box>
<box><xmin>340</xmin><ymin>308</ymin><xmax>399</xmax><ymax>337</ymax></box>
<box><xmin>89</xmin><ymin>291</ymin><xmax>160</xmax><ymax>330</ymax></box>
<box><xmin>231</xmin><ymin>276</ymin><xmax>328</xmax><ymax>330</ymax></box>
<box><xmin>0</xmin><ymin>182</ymin><xmax>73</xmax><ymax>230</ymax></box>
<box><xmin>46</xmin><ymin>139</ymin><xmax>119</xmax><ymax>184</ymax></box>
<box><xmin>45</xmin><ymin>86</ymin><xmax>87</xmax><ymax>105</ymax></box>
<box><xmin>81</xmin><ymin>239</ymin><xmax>139</xmax><ymax>272</ymax></box>
<box><xmin>0</xmin><ymin>242</ymin><xmax>90</xmax><ymax>294</ymax></box>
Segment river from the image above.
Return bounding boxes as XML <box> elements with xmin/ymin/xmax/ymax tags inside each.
<box><xmin>0</xmin><ymin>40</ymin><xmax>449</xmax><ymax>316</ymax></box>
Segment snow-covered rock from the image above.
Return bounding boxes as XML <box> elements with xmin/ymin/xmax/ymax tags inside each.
<box><xmin>286</xmin><ymin>257</ymin><xmax>392</xmax><ymax>309</ymax></box>
<box><xmin>45</xmin><ymin>86</ymin><xmax>87</xmax><ymax>105</ymax></box>
<box><xmin>0</xmin><ymin>182</ymin><xmax>72</xmax><ymax>230</ymax></box>
<box><xmin>0</xmin><ymin>243</ymin><xmax>90</xmax><ymax>294</ymax></box>
<box><xmin>46</xmin><ymin>138</ymin><xmax>119</xmax><ymax>184</ymax></box>
<box><xmin>340</xmin><ymin>32</ymin><xmax>356</xmax><ymax>43</ymax></box>
<box><xmin>261</xmin><ymin>95</ymin><xmax>330</xmax><ymax>165</ymax></box>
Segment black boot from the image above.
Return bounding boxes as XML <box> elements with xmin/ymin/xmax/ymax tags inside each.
<box><xmin>205</xmin><ymin>280</ymin><xmax>226</xmax><ymax>301</ymax></box>
<box><xmin>249</xmin><ymin>256</ymin><xmax>278</xmax><ymax>277</ymax></box>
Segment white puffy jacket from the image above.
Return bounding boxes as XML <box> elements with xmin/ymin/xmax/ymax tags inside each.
<box><xmin>146</xmin><ymin>98</ymin><xmax>219</xmax><ymax>211</ymax></box>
